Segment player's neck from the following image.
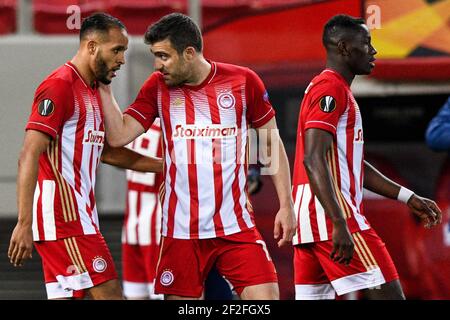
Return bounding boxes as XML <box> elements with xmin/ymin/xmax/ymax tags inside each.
<box><xmin>70</xmin><ymin>54</ymin><xmax>96</xmax><ymax>88</ymax></box>
<box><xmin>326</xmin><ymin>60</ymin><xmax>355</xmax><ymax>86</ymax></box>
<box><xmin>186</xmin><ymin>57</ymin><xmax>211</xmax><ymax>86</ymax></box>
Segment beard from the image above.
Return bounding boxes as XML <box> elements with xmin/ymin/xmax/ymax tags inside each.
<box><xmin>94</xmin><ymin>53</ymin><xmax>111</xmax><ymax>85</ymax></box>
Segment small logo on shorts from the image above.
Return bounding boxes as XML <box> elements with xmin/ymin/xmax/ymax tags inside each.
<box><xmin>92</xmin><ymin>256</ymin><xmax>107</xmax><ymax>273</ymax></box>
<box><xmin>160</xmin><ymin>269</ymin><xmax>174</xmax><ymax>286</ymax></box>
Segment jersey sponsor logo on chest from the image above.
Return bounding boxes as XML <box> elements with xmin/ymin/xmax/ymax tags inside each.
<box><xmin>173</xmin><ymin>124</ymin><xmax>238</xmax><ymax>139</ymax></box>
<box><xmin>83</xmin><ymin>129</ymin><xmax>105</xmax><ymax>146</ymax></box>
<box><xmin>355</xmin><ymin>128</ymin><xmax>364</xmax><ymax>143</ymax></box>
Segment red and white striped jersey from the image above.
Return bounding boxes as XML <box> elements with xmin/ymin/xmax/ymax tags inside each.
<box><xmin>122</xmin><ymin>119</ymin><xmax>163</xmax><ymax>246</ymax></box>
<box><xmin>292</xmin><ymin>69</ymin><xmax>371</xmax><ymax>245</ymax></box>
<box><xmin>26</xmin><ymin>62</ymin><xmax>105</xmax><ymax>241</ymax></box>
<box><xmin>124</xmin><ymin>61</ymin><xmax>275</xmax><ymax>239</ymax></box>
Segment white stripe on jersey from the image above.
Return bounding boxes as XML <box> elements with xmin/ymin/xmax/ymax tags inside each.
<box><xmin>216</xmin><ymin>85</ymin><xmax>240</xmax><ymax>235</ymax></box>
<box><xmin>32</xmin><ymin>183</ymin><xmax>40</xmax><ymax>241</ymax></box>
<box><xmin>238</xmin><ymin>84</ymin><xmax>252</xmax><ymax>228</ymax></box>
<box><xmin>154</xmin><ymin>197</ymin><xmax>162</xmax><ymax>245</ymax></box>
<box><xmin>61</xmin><ymin>100</ymin><xmax>79</xmax><ymax>189</ymax></box>
<box><xmin>138</xmin><ymin>192</ymin><xmax>155</xmax><ymax>245</ymax></box>
<box><xmin>299</xmin><ymin>184</ymin><xmax>314</xmax><ymax>243</ymax></box>
<box><xmin>80</xmin><ymin>93</ymin><xmax>94</xmax><ymax>211</ymax></box>
<box><xmin>314</xmin><ymin>197</ymin><xmax>329</xmax><ymax>241</ymax></box>
<box><xmin>42</xmin><ymin>180</ymin><xmax>56</xmax><ymax>240</ymax></box>
<box><xmin>292</xmin><ymin>185</ymin><xmax>303</xmax><ymax>244</ymax></box>
<box><xmin>126</xmin><ymin>190</ymin><xmax>139</xmax><ymax>244</ymax></box>
<box><xmin>336</xmin><ymin>107</ymin><xmax>358</xmax><ymax>215</ymax></box>
<box><xmin>191</xmin><ymin>89</ymin><xmax>217</xmax><ymax>237</ymax></box>
<box><xmin>74</xmin><ymin>191</ymin><xmax>97</xmax><ymax>235</ymax></box>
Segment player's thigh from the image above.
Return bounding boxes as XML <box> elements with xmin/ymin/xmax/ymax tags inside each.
<box><xmin>34</xmin><ymin>233</ymin><xmax>118</xmax><ymax>299</ymax></box>
<box><xmin>240</xmin><ymin>282</ymin><xmax>279</xmax><ymax>300</ymax></box>
<box><xmin>87</xmin><ymin>279</ymin><xmax>123</xmax><ymax>300</ymax></box>
<box><xmin>154</xmin><ymin>237</ymin><xmax>208</xmax><ymax>299</ymax></box>
<box><xmin>314</xmin><ymin>229</ymin><xmax>399</xmax><ymax>296</ymax></box>
<box><xmin>215</xmin><ymin>229</ymin><xmax>278</xmax><ymax>299</ymax></box>
<box><xmin>294</xmin><ymin>244</ymin><xmax>335</xmax><ymax>300</ymax></box>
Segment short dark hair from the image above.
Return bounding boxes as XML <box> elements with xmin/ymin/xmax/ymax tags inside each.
<box><xmin>144</xmin><ymin>13</ymin><xmax>202</xmax><ymax>54</ymax></box>
<box><xmin>322</xmin><ymin>14</ymin><xmax>366</xmax><ymax>47</ymax></box>
<box><xmin>80</xmin><ymin>13</ymin><xmax>126</xmax><ymax>41</ymax></box>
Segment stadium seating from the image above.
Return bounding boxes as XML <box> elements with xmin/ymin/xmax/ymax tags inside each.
<box><xmin>0</xmin><ymin>0</ymin><xmax>16</xmax><ymax>34</ymax></box>
<box><xmin>201</xmin><ymin>0</ymin><xmax>252</xmax><ymax>28</ymax></box>
<box><xmin>108</xmin><ymin>0</ymin><xmax>186</xmax><ymax>35</ymax></box>
<box><xmin>28</xmin><ymin>0</ymin><xmax>318</xmax><ymax>35</ymax></box>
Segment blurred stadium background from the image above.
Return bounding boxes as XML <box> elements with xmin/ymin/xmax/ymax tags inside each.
<box><xmin>0</xmin><ymin>0</ymin><xmax>449</xmax><ymax>300</ymax></box>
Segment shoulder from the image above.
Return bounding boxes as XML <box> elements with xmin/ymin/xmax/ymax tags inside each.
<box><xmin>141</xmin><ymin>72</ymin><xmax>163</xmax><ymax>90</ymax></box>
<box><xmin>215</xmin><ymin>62</ymin><xmax>249</xmax><ymax>80</ymax></box>
<box><xmin>306</xmin><ymin>73</ymin><xmax>347</xmax><ymax>99</ymax></box>
<box><xmin>35</xmin><ymin>76</ymin><xmax>73</xmax><ymax>101</ymax></box>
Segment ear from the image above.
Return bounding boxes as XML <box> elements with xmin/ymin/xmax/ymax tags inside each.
<box><xmin>337</xmin><ymin>40</ymin><xmax>351</xmax><ymax>57</ymax></box>
<box><xmin>183</xmin><ymin>46</ymin><xmax>196</xmax><ymax>61</ymax></box>
<box><xmin>87</xmin><ymin>40</ymin><xmax>97</xmax><ymax>55</ymax></box>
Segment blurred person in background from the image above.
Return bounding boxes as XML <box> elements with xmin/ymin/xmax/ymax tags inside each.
<box><xmin>426</xmin><ymin>96</ymin><xmax>450</xmax><ymax>152</ymax></box>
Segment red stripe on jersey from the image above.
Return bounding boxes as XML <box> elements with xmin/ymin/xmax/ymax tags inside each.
<box><xmin>231</xmin><ymin>82</ymin><xmax>247</xmax><ymax>230</ymax></box>
<box><xmin>135</xmin><ymin>191</ymin><xmax>141</xmax><ymax>244</ymax></box>
<box><xmin>307</xmin><ymin>191</ymin><xmax>318</xmax><ymax>242</ymax></box>
<box><xmin>184</xmin><ymin>92</ymin><xmax>200</xmax><ymax>238</ymax></box>
<box><xmin>161</xmin><ymin>86</ymin><xmax>178</xmax><ymax>238</ymax></box>
<box><xmin>206</xmin><ymin>86</ymin><xmax>225</xmax><ymax>237</ymax></box>
<box><xmin>295</xmin><ymin>184</ymin><xmax>304</xmax><ymax>240</ymax></box>
<box><xmin>124</xmin><ymin>189</ymin><xmax>130</xmax><ymax>243</ymax></box>
<box><xmin>73</xmin><ymin>93</ymin><xmax>85</xmax><ymax>194</ymax></box>
<box><xmin>151</xmin><ymin>193</ymin><xmax>158</xmax><ymax>244</ymax></box>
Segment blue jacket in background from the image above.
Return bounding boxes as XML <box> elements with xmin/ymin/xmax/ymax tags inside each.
<box><xmin>426</xmin><ymin>97</ymin><xmax>450</xmax><ymax>152</ymax></box>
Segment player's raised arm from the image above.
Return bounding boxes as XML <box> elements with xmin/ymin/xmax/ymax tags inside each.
<box><xmin>9</xmin><ymin>130</ymin><xmax>51</xmax><ymax>267</ymax></box>
<box><xmin>256</xmin><ymin>118</ymin><xmax>296</xmax><ymax>247</ymax></box>
<box><xmin>99</xmin><ymin>84</ymin><xmax>145</xmax><ymax>147</ymax></box>
<box><xmin>101</xmin><ymin>142</ymin><xmax>163</xmax><ymax>173</ymax></box>
<box><xmin>363</xmin><ymin>161</ymin><xmax>442</xmax><ymax>228</ymax></box>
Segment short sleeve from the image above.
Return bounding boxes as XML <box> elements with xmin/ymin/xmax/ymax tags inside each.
<box><xmin>26</xmin><ymin>79</ymin><xmax>74</xmax><ymax>139</ymax></box>
<box><xmin>124</xmin><ymin>73</ymin><xmax>159</xmax><ymax>131</ymax></box>
<box><xmin>245</xmin><ymin>68</ymin><xmax>275</xmax><ymax>128</ymax></box>
<box><xmin>303</xmin><ymin>80</ymin><xmax>347</xmax><ymax>136</ymax></box>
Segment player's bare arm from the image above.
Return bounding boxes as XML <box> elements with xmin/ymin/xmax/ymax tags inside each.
<box><xmin>9</xmin><ymin>130</ymin><xmax>51</xmax><ymax>267</ymax></box>
<box><xmin>364</xmin><ymin>161</ymin><xmax>442</xmax><ymax>228</ymax></box>
<box><xmin>99</xmin><ymin>84</ymin><xmax>145</xmax><ymax>147</ymax></box>
<box><xmin>256</xmin><ymin>118</ymin><xmax>296</xmax><ymax>247</ymax></box>
<box><xmin>101</xmin><ymin>143</ymin><xmax>163</xmax><ymax>173</ymax></box>
<box><xmin>304</xmin><ymin>128</ymin><xmax>354</xmax><ymax>265</ymax></box>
